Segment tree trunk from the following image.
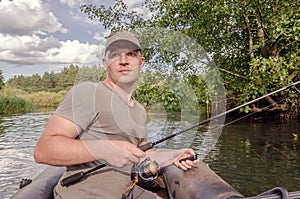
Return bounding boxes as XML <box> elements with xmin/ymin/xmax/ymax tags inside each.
<box><xmin>244</xmin><ymin>15</ymin><xmax>255</xmax><ymax>60</ymax></box>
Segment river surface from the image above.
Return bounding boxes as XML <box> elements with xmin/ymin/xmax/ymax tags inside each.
<box><xmin>0</xmin><ymin>111</ymin><xmax>299</xmax><ymax>198</ymax></box>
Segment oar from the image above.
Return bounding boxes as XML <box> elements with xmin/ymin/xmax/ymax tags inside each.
<box><xmin>61</xmin><ymin>80</ymin><xmax>300</xmax><ymax>187</ymax></box>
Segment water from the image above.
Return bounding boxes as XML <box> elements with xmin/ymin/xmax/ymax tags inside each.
<box><xmin>205</xmin><ymin>117</ymin><xmax>300</xmax><ymax>197</ymax></box>
<box><xmin>0</xmin><ymin>112</ymin><xmax>300</xmax><ymax>198</ymax></box>
<box><xmin>0</xmin><ymin>112</ymin><xmax>51</xmax><ymax>199</ymax></box>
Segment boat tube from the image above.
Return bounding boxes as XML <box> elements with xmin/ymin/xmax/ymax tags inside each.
<box><xmin>11</xmin><ymin>166</ymin><xmax>65</xmax><ymax>199</ymax></box>
<box><xmin>11</xmin><ymin>161</ymin><xmax>298</xmax><ymax>199</ymax></box>
<box><xmin>11</xmin><ymin>161</ymin><xmax>244</xmax><ymax>199</ymax></box>
<box><xmin>162</xmin><ymin>161</ymin><xmax>243</xmax><ymax>199</ymax></box>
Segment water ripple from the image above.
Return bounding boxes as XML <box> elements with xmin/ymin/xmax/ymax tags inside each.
<box><xmin>0</xmin><ymin>112</ymin><xmax>52</xmax><ymax>199</ymax></box>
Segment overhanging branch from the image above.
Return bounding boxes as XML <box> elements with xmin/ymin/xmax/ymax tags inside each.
<box><xmin>219</xmin><ymin>67</ymin><xmax>249</xmax><ymax>80</ymax></box>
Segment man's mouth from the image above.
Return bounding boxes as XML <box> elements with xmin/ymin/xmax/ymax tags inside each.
<box><xmin>119</xmin><ymin>69</ymin><xmax>131</xmax><ymax>73</ymax></box>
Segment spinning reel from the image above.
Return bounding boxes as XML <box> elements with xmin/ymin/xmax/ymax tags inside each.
<box><xmin>136</xmin><ymin>157</ymin><xmax>160</xmax><ymax>182</ymax></box>
<box><xmin>131</xmin><ymin>157</ymin><xmax>160</xmax><ymax>182</ymax></box>
<box><xmin>129</xmin><ymin>156</ymin><xmax>161</xmax><ymax>191</ymax></box>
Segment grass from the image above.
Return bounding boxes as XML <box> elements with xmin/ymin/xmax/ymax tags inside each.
<box><xmin>0</xmin><ymin>87</ymin><xmax>65</xmax><ymax>114</ymax></box>
<box><xmin>0</xmin><ymin>96</ymin><xmax>34</xmax><ymax>114</ymax></box>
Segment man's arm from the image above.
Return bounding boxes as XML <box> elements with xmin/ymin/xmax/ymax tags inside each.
<box><xmin>34</xmin><ymin>114</ymin><xmax>145</xmax><ymax>167</ymax></box>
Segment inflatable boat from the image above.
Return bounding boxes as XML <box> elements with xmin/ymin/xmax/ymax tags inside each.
<box><xmin>12</xmin><ymin>82</ymin><xmax>300</xmax><ymax>199</ymax></box>
<box><xmin>11</xmin><ymin>160</ymin><xmax>298</xmax><ymax>199</ymax></box>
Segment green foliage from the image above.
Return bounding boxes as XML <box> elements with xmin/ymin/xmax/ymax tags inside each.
<box><xmin>6</xmin><ymin>65</ymin><xmax>212</xmax><ymax>113</ymax></box>
<box><xmin>0</xmin><ymin>86</ymin><xmax>66</xmax><ymax>113</ymax></box>
<box><xmin>240</xmin><ymin>56</ymin><xmax>299</xmax><ymax>108</ymax></box>
<box><xmin>81</xmin><ymin>0</ymin><xmax>300</xmax><ymax>114</ymax></box>
<box><xmin>0</xmin><ymin>96</ymin><xmax>34</xmax><ymax>114</ymax></box>
<box><xmin>3</xmin><ymin>65</ymin><xmax>107</xmax><ymax>114</ymax></box>
<box><xmin>149</xmin><ymin>0</ymin><xmax>300</xmax><ymax>111</ymax></box>
<box><xmin>81</xmin><ymin>0</ymin><xmax>148</xmax><ymax>30</ymax></box>
<box><xmin>0</xmin><ymin>70</ymin><xmax>4</xmax><ymax>90</ymax></box>
<box><xmin>135</xmin><ymin>72</ymin><xmax>181</xmax><ymax>112</ymax></box>
<box><xmin>6</xmin><ymin>65</ymin><xmax>106</xmax><ymax>93</ymax></box>
<box><xmin>27</xmin><ymin>91</ymin><xmax>66</xmax><ymax>108</ymax></box>
<box><xmin>134</xmin><ymin>70</ymin><xmax>215</xmax><ymax>113</ymax></box>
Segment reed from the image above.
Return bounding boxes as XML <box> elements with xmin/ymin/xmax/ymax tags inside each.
<box><xmin>25</xmin><ymin>91</ymin><xmax>65</xmax><ymax>108</ymax></box>
<box><xmin>0</xmin><ymin>87</ymin><xmax>65</xmax><ymax>114</ymax></box>
<box><xmin>0</xmin><ymin>96</ymin><xmax>34</xmax><ymax>114</ymax></box>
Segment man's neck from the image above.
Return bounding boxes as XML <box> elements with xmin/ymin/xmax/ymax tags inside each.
<box><xmin>103</xmin><ymin>79</ymin><xmax>135</xmax><ymax>106</ymax></box>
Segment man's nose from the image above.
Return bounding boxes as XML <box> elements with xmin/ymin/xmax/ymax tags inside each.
<box><xmin>119</xmin><ymin>53</ymin><xmax>128</xmax><ymax>65</ymax></box>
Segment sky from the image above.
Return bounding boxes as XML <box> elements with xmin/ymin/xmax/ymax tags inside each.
<box><xmin>0</xmin><ymin>0</ymin><xmax>146</xmax><ymax>81</ymax></box>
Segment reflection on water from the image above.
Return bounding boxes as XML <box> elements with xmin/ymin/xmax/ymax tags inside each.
<box><xmin>204</xmin><ymin>117</ymin><xmax>300</xmax><ymax>197</ymax></box>
<box><xmin>0</xmin><ymin>112</ymin><xmax>299</xmax><ymax>198</ymax></box>
<box><xmin>0</xmin><ymin>112</ymin><xmax>52</xmax><ymax>199</ymax></box>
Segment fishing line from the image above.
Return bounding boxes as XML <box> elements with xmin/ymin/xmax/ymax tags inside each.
<box><xmin>223</xmin><ymin>95</ymin><xmax>291</xmax><ymax>126</ymax></box>
<box><xmin>152</xmin><ymin>97</ymin><xmax>294</xmax><ymax>172</ymax></box>
<box><xmin>293</xmin><ymin>85</ymin><xmax>300</xmax><ymax>93</ymax></box>
<box><xmin>224</xmin><ymin>82</ymin><xmax>300</xmax><ymax>127</ymax></box>
<box><xmin>185</xmin><ymin>84</ymin><xmax>300</xmax><ymax>160</ymax></box>
<box><xmin>149</xmin><ymin>84</ymin><xmax>299</xmax><ymax>167</ymax></box>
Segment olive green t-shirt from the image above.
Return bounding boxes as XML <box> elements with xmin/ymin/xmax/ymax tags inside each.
<box><xmin>54</xmin><ymin>82</ymin><xmax>147</xmax><ymax>198</ymax></box>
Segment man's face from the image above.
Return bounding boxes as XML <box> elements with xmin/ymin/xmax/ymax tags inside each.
<box><xmin>103</xmin><ymin>41</ymin><xmax>144</xmax><ymax>87</ymax></box>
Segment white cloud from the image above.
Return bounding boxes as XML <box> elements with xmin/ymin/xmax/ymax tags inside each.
<box><xmin>124</xmin><ymin>0</ymin><xmax>142</xmax><ymax>8</ymax></box>
<box><xmin>0</xmin><ymin>0</ymin><xmax>117</xmax><ymax>80</ymax></box>
<box><xmin>124</xmin><ymin>0</ymin><xmax>152</xmax><ymax>18</ymax></box>
<box><xmin>0</xmin><ymin>0</ymin><xmax>103</xmax><ymax>68</ymax></box>
<box><xmin>0</xmin><ymin>0</ymin><xmax>68</xmax><ymax>36</ymax></box>
<box><xmin>0</xmin><ymin>33</ymin><xmax>102</xmax><ymax>66</ymax></box>
<box><xmin>93</xmin><ymin>29</ymin><xmax>111</xmax><ymax>43</ymax></box>
<box><xmin>68</xmin><ymin>6</ymin><xmax>99</xmax><ymax>26</ymax></box>
<box><xmin>46</xmin><ymin>40</ymin><xmax>103</xmax><ymax>64</ymax></box>
<box><xmin>59</xmin><ymin>0</ymin><xmax>86</xmax><ymax>8</ymax></box>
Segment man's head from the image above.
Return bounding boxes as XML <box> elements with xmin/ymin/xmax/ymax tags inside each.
<box><xmin>102</xmin><ymin>29</ymin><xmax>144</xmax><ymax>88</ymax></box>
<box><xmin>105</xmin><ymin>30</ymin><xmax>141</xmax><ymax>55</ymax></box>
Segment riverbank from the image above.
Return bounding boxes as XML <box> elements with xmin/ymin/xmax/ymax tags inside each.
<box><xmin>0</xmin><ymin>87</ymin><xmax>65</xmax><ymax>114</ymax></box>
<box><xmin>1</xmin><ymin>86</ymin><xmax>299</xmax><ymax>121</ymax></box>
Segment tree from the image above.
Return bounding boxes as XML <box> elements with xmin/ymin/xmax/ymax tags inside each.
<box><xmin>29</xmin><ymin>74</ymin><xmax>42</xmax><ymax>92</ymax></box>
<box><xmin>0</xmin><ymin>70</ymin><xmax>5</xmax><ymax>89</ymax></box>
<box><xmin>42</xmin><ymin>72</ymin><xmax>53</xmax><ymax>91</ymax></box>
<box><xmin>81</xmin><ymin>0</ymin><xmax>300</xmax><ymax>115</ymax></box>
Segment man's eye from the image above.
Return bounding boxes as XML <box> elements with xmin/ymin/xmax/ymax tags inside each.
<box><xmin>127</xmin><ymin>51</ymin><xmax>137</xmax><ymax>57</ymax></box>
<box><xmin>109</xmin><ymin>52</ymin><xmax>119</xmax><ymax>58</ymax></box>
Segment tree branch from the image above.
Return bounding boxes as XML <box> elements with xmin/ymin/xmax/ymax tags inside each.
<box><xmin>255</xmin><ymin>0</ymin><xmax>270</xmax><ymax>40</ymax></box>
<box><xmin>219</xmin><ymin>67</ymin><xmax>250</xmax><ymax>80</ymax></box>
<box><xmin>277</xmin><ymin>38</ymin><xmax>300</xmax><ymax>54</ymax></box>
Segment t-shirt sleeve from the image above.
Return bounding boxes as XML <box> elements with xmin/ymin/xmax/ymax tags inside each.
<box><xmin>55</xmin><ymin>82</ymin><xmax>99</xmax><ymax>130</ymax></box>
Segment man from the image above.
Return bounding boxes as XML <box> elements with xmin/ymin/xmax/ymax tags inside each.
<box><xmin>34</xmin><ymin>30</ymin><xmax>199</xmax><ymax>198</ymax></box>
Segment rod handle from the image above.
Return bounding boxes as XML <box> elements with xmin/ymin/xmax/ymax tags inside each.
<box><xmin>179</xmin><ymin>154</ymin><xmax>198</xmax><ymax>163</ymax></box>
<box><xmin>138</xmin><ymin>142</ymin><xmax>153</xmax><ymax>151</ymax></box>
<box><xmin>60</xmin><ymin>171</ymin><xmax>85</xmax><ymax>187</ymax></box>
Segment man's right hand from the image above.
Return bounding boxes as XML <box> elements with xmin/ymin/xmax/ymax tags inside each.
<box><xmin>82</xmin><ymin>139</ymin><xmax>146</xmax><ymax>167</ymax></box>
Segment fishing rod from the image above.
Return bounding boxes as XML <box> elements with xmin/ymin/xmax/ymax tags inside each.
<box><xmin>60</xmin><ymin>80</ymin><xmax>300</xmax><ymax>187</ymax></box>
<box><xmin>139</xmin><ymin>80</ymin><xmax>300</xmax><ymax>151</ymax></box>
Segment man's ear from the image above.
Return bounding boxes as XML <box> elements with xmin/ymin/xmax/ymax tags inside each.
<box><xmin>139</xmin><ymin>57</ymin><xmax>145</xmax><ymax>70</ymax></box>
<box><xmin>102</xmin><ymin>58</ymin><xmax>108</xmax><ymax>70</ymax></box>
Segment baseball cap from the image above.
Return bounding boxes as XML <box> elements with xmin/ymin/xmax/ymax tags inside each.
<box><xmin>105</xmin><ymin>30</ymin><xmax>141</xmax><ymax>54</ymax></box>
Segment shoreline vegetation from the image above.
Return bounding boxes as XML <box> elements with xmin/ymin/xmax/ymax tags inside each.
<box><xmin>0</xmin><ymin>65</ymin><xmax>299</xmax><ymax>120</ymax></box>
<box><xmin>0</xmin><ymin>87</ymin><xmax>65</xmax><ymax>114</ymax></box>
